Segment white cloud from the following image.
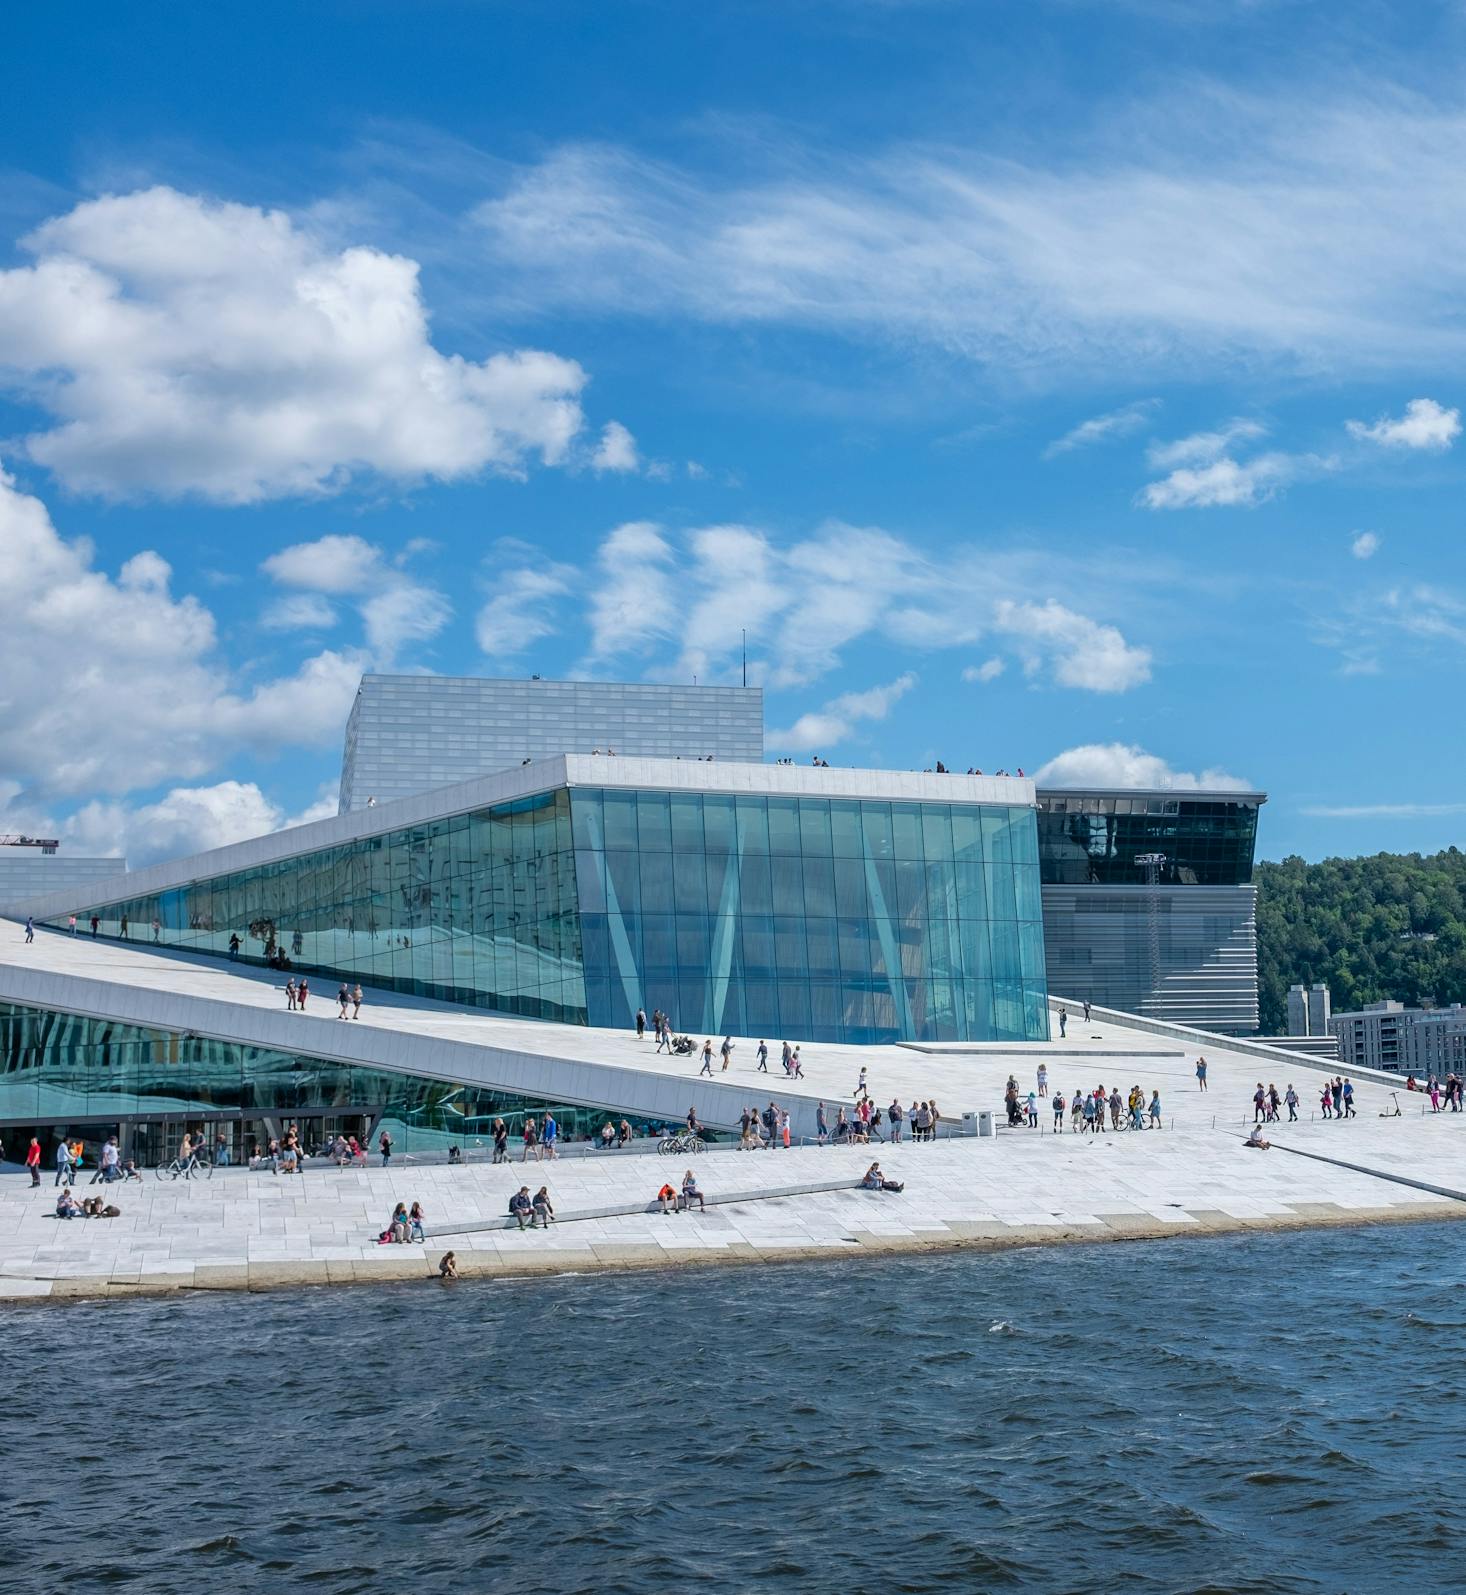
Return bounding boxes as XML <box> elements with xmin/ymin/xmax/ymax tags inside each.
<box><xmin>1044</xmin><ymin>400</ymin><xmax>1158</xmax><ymax>458</ymax></box>
<box><xmin>1139</xmin><ymin>450</ymin><xmax>1316</xmax><ymax>510</ymax></box>
<box><xmin>1300</xmin><ymin>801</ymin><xmax>1466</xmax><ymax>819</ymax></box>
<box><xmin>963</xmin><ymin>657</ymin><xmax>1006</xmax><ymax>683</ymax></box>
<box><xmin>0</xmin><ymin>186</ymin><xmax>591</xmax><ymax>502</ymax></box>
<box><xmin>585</xmin><ymin>520</ymin><xmax>681</xmax><ymax>661</ymax></box>
<box><xmin>767</xmin><ymin>673</ymin><xmax>916</xmax><ymax>752</ymax></box>
<box><xmin>0</xmin><ymin>467</ymin><xmax>363</xmax><ymax>808</ymax></box>
<box><xmin>261</xmin><ymin>593</ymin><xmax>339</xmax><ymax>631</ymax></box>
<box><xmin>991</xmin><ymin>600</ymin><xmax>1151</xmax><ymax>691</ymax></box>
<box><xmin>591</xmin><ymin>420</ymin><xmax>640</xmax><ymax>473</ymax></box>
<box><xmin>359</xmin><ymin>583</ymin><xmax>452</xmax><ymax>662</ymax></box>
<box><xmin>1346</xmin><ymin>397</ymin><xmax>1461</xmax><ymax>451</ymax></box>
<box><xmin>574</xmin><ymin>518</ymin><xmax>1150</xmax><ymax>696</ymax></box>
<box><xmin>476</xmin><ymin>563</ymin><xmax>576</xmax><ymax>655</ymax></box>
<box><xmin>1351</xmin><ymin>531</ymin><xmax>1381</xmax><ymax>560</ymax></box>
<box><xmin>60</xmin><ymin>781</ymin><xmax>339</xmax><ymax>867</ymax></box>
<box><xmin>471</xmin><ymin>93</ymin><xmax>1466</xmax><ymax>377</ymax></box>
<box><xmin>1146</xmin><ymin>419</ymin><xmax>1266</xmax><ymax>471</ymax></box>
<box><xmin>260</xmin><ymin>533</ymin><xmax>383</xmax><ymax>594</ymax></box>
<box><xmin>260</xmin><ymin>533</ymin><xmax>449</xmax><ymax>666</ymax></box>
<box><xmin>1033</xmin><ymin>743</ymin><xmax>1252</xmax><ymax>791</ymax></box>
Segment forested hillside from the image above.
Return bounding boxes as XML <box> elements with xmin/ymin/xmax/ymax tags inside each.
<box><xmin>1255</xmin><ymin>850</ymin><xmax>1466</xmax><ymax>1032</ymax></box>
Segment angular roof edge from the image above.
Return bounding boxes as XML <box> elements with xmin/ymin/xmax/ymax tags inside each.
<box><xmin>5</xmin><ymin>757</ymin><xmax>1035</xmax><ymax>921</ymax></box>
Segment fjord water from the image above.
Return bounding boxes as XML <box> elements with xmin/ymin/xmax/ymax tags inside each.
<box><xmin>10</xmin><ymin>1224</ymin><xmax>1465</xmax><ymax>1594</ymax></box>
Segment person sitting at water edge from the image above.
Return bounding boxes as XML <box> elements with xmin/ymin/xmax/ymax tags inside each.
<box><xmin>509</xmin><ymin>1188</ymin><xmax>534</xmax><ymax>1230</ymax></box>
<box><xmin>438</xmin><ymin>1251</ymin><xmax>458</xmax><ymax>1280</ymax></box>
<box><xmin>1245</xmin><ymin>1126</ymin><xmax>1270</xmax><ymax>1150</ymax></box>
<box><xmin>658</xmin><ymin>1181</ymin><xmax>679</xmax><ymax>1215</ymax></box>
<box><xmin>532</xmin><ymin>1187</ymin><xmax>555</xmax><ymax>1227</ymax></box>
<box><xmin>680</xmin><ymin>1168</ymin><xmax>705</xmax><ymax>1211</ymax></box>
<box><xmin>861</xmin><ymin>1162</ymin><xmax>904</xmax><ymax>1193</ymax></box>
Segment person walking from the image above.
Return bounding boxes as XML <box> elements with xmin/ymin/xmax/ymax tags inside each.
<box><xmin>91</xmin><ymin>1136</ymin><xmax>120</xmax><ymax>1184</ymax></box>
<box><xmin>635</xmin><ymin>1007</ymin><xmax>646</xmax><ymax>1039</ymax></box>
<box><xmin>699</xmin><ymin>1040</ymin><xmax>714</xmax><ymax>1077</ymax></box>
<box><xmin>24</xmin><ymin>916</ymin><xmax>34</xmax><ymax>944</ymax></box>
<box><xmin>781</xmin><ymin>1109</ymin><xmax>792</xmax><ymax>1149</ymax></box>
<box><xmin>351</xmin><ymin>983</ymin><xmax>362</xmax><ymax>1019</ymax></box>
<box><xmin>781</xmin><ymin>1041</ymin><xmax>792</xmax><ymax>1073</ymax></box>
<box><xmin>338</xmin><ymin>983</ymin><xmax>350</xmax><ymax>1019</ymax></box>
<box><xmin>285</xmin><ymin>978</ymin><xmax>297</xmax><ymax>1011</ymax></box>
<box><xmin>521</xmin><ymin>1117</ymin><xmax>539</xmax><ymax>1162</ymax></box>
<box><xmin>1285</xmin><ymin>1085</ymin><xmax>1299</xmax><ymax>1122</ymax></box>
<box><xmin>1058</xmin><ymin>1005</ymin><xmax>1067</xmax><ymax>1038</ymax></box>
<box><xmin>68</xmin><ymin>914</ymin><xmax>76</xmax><ymax>936</ymax></box>
<box><xmin>26</xmin><ymin>1135</ymin><xmax>42</xmax><ymax>1186</ymax></box>
<box><xmin>55</xmin><ymin>1139</ymin><xmax>74</xmax><ymax>1186</ymax></box>
<box><xmin>1196</xmin><ymin>1056</ymin><xmax>1208</xmax><ymax>1091</ymax></box>
<box><xmin>791</xmin><ymin>1047</ymin><xmax>804</xmax><ymax>1079</ymax></box>
<box><xmin>120</xmin><ymin>914</ymin><xmax>129</xmax><ymax>940</ymax></box>
<box><xmin>227</xmin><ymin>931</ymin><xmax>239</xmax><ymax>959</ymax></box>
<box><xmin>297</xmin><ymin>977</ymin><xmax>309</xmax><ymax>1010</ymax></box>
<box><xmin>542</xmin><ymin>1112</ymin><xmax>558</xmax><ymax>1160</ymax></box>
<box><xmin>816</xmin><ymin>1101</ymin><xmax>828</xmax><ymax>1145</ymax></box>
<box><xmin>1053</xmin><ymin>1091</ymin><xmax>1066</xmax><ymax>1132</ymax></box>
<box><xmin>1148</xmin><ymin>1090</ymin><xmax>1162</xmax><ymax>1128</ymax></box>
<box><xmin>761</xmin><ymin>1101</ymin><xmax>778</xmax><ymax>1149</ymax></box>
<box><xmin>1320</xmin><ymin>1081</ymin><xmax>1334</xmax><ymax>1119</ymax></box>
<box><xmin>379</xmin><ymin>1129</ymin><xmax>393</xmax><ymax>1166</ymax></box>
<box><xmin>1037</xmin><ymin>1062</ymin><xmax>1048</xmax><ymax>1098</ymax></box>
<box><xmin>1083</xmin><ymin>999</ymin><xmax>1092</xmax><ymax>1022</ymax></box>
<box><xmin>720</xmin><ymin>1035</ymin><xmax>734</xmax><ymax>1070</ymax></box>
<box><xmin>855</xmin><ymin>1066</ymin><xmax>869</xmax><ymax>1101</ymax></box>
<box><xmin>492</xmin><ymin>1118</ymin><xmax>508</xmax><ymax>1163</ymax></box>
<box><xmin>757</xmin><ymin>1040</ymin><xmax>768</xmax><ymax>1072</ymax></box>
<box><xmin>1342</xmin><ymin>1078</ymin><xmax>1356</xmax><ymax>1119</ymax></box>
<box><xmin>90</xmin><ymin>915</ymin><xmax>100</xmax><ymax>938</ymax></box>
<box><xmin>656</xmin><ymin>1018</ymin><xmax>671</xmax><ymax>1054</ymax></box>
<box><xmin>151</xmin><ymin>918</ymin><xmax>161</xmax><ymax>943</ymax></box>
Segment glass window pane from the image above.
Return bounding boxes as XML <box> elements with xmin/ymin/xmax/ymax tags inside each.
<box><xmin>766</xmin><ymin>798</ymin><xmax>801</xmax><ymax>855</ymax></box>
<box><xmin>636</xmin><ymin>790</ymin><xmax>671</xmax><ymax>852</ymax></box>
<box><xmin>798</xmin><ymin>800</ymin><xmax>832</xmax><ymax>856</ymax></box>
<box><xmin>891</xmin><ymin>803</ymin><xmax>923</xmax><ymax>859</ymax></box>
<box><xmin>830</xmin><ymin>800</ymin><xmax>863</xmax><ymax>858</ymax></box>
<box><xmin>670</xmin><ymin>794</ymin><xmax>704</xmax><ymax>854</ymax></box>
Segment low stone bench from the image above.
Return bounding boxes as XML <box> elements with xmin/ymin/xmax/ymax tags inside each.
<box><xmin>422</xmin><ymin>1176</ymin><xmax>867</xmax><ymax>1238</ymax></box>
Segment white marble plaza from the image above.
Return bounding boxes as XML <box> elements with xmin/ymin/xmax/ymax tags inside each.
<box><xmin>2</xmin><ymin>1088</ymin><xmax>1461</xmax><ymax>1299</ymax></box>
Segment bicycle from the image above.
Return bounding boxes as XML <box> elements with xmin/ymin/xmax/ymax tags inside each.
<box><xmin>659</xmin><ymin>1132</ymin><xmax>706</xmax><ymax>1156</ymax></box>
<box><xmin>156</xmin><ymin>1153</ymin><xmax>213</xmax><ymax>1180</ymax></box>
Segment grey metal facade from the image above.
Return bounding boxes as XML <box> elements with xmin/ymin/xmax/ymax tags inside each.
<box><xmin>338</xmin><ymin>674</ymin><xmax>764</xmax><ymax>813</ymax></box>
<box><xmin>0</xmin><ymin>853</ymin><xmax>127</xmax><ymax>913</ymax></box>
<box><xmin>1042</xmin><ymin>882</ymin><xmax>1260</xmax><ymax>1033</ymax></box>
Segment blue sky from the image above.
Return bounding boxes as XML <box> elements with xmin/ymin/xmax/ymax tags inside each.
<box><xmin>4</xmin><ymin>0</ymin><xmax>1466</xmax><ymax>865</ymax></box>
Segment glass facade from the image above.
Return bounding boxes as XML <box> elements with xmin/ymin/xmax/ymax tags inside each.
<box><xmin>572</xmin><ymin>789</ymin><xmax>1046</xmax><ymax>1043</ymax></box>
<box><xmin>68</xmin><ymin>790</ymin><xmax>587</xmax><ymax>1022</ymax></box>
<box><xmin>1035</xmin><ymin>793</ymin><xmax>1260</xmax><ymax>887</ymax></box>
<box><xmin>0</xmin><ymin>1000</ymin><xmax>664</xmax><ymax>1160</ymax></box>
<box><xmin>59</xmin><ymin>784</ymin><xmax>1049</xmax><ymax>1045</ymax></box>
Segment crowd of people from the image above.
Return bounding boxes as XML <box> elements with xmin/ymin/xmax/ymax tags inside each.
<box><xmin>1008</xmin><ymin>1074</ymin><xmax>1162</xmax><ymax>1132</ymax></box>
<box><xmin>1404</xmin><ymin>1074</ymin><xmax>1465</xmax><ymax>1111</ymax></box>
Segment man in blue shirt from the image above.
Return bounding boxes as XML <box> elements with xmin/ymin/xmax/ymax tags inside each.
<box><xmin>542</xmin><ymin>1112</ymin><xmax>558</xmax><ymax>1159</ymax></box>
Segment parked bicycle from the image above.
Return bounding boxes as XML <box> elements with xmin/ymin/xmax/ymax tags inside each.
<box><xmin>156</xmin><ymin>1153</ymin><xmax>213</xmax><ymax>1180</ymax></box>
<box><xmin>658</xmin><ymin>1132</ymin><xmax>705</xmax><ymax>1156</ymax></box>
